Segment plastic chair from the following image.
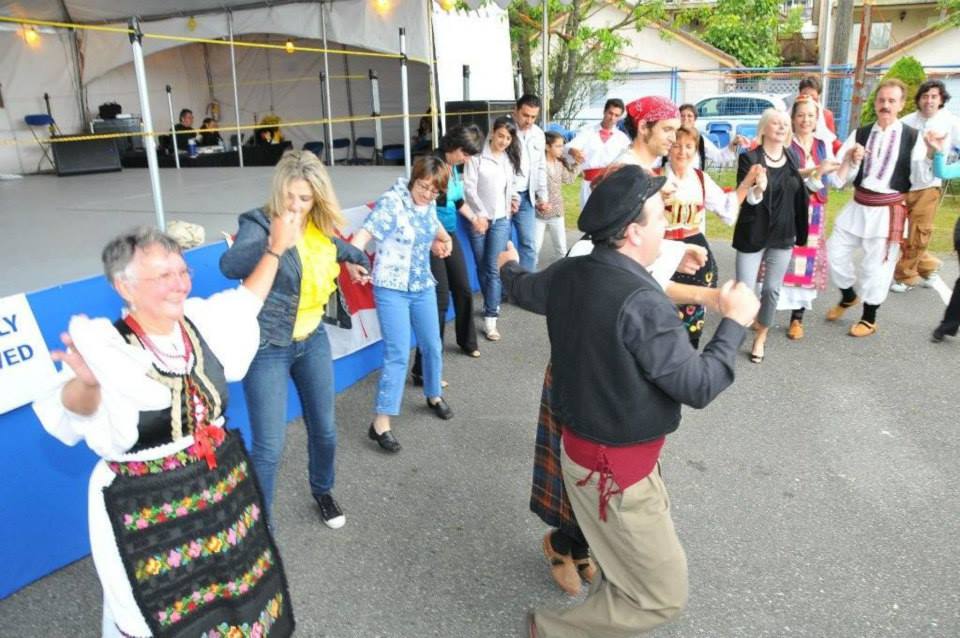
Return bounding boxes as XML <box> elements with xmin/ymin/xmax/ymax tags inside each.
<box><xmin>303</xmin><ymin>141</ymin><xmax>325</xmax><ymax>158</ymax></box>
<box><xmin>24</xmin><ymin>114</ymin><xmax>60</xmax><ymax>172</ymax></box>
<box><xmin>545</xmin><ymin>122</ymin><xmax>574</xmax><ymax>143</ymax></box>
<box><xmin>736</xmin><ymin>123</ymin><xmax>757</xmax><ymax>142</ymax></box>
<box><xmin>353</xmin><ymin>137</ymin><xmax>376</xmax><ymax>164</ymax></box>
<box><xmin>382</xmin><ymin>144</ymin><xmax>405</xmax><ymax>165</ymax></box>
<box><xmin>706</xmin><ymin>122</ymin><xmax>732</xmax><ymax>149</ymax></box>
<box><xmin>707</xmin><ymin>133</ymin><xmax>725</xmax><ymax>151</ymax></box>
<box><xmin>332</xmin><ymin>137</ymin><xmax>351</xmax><ymax>163</ymax></box>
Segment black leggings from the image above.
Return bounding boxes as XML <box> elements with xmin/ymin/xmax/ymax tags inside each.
<box><xmin>412</xmin><ymin>233</ymin><xmax>477</xmax><ymax>376</ymax></box>
<box><xmin>551</xmin><ymin>526</ymin><xmax>590</xmax><ymax>560</ymax></box>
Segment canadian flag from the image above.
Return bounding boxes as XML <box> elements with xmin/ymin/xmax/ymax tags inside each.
<box><xmin>326</xmin><ymin>204</ymin><xmax>382</xmax><ymax>359</ymax></box>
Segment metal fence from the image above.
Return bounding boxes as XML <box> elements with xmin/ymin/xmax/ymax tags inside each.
<box><xmin>560</xmin><ymin>64</ymin><xmax>960</xmax><ymax>142</ymax></box>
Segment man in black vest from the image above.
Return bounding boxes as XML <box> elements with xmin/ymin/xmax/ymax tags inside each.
<box><xmin>825</xmin><ymin>78</ymin><xmax>934</xmax><ymax>336</ymax></box>
<box><xmin>500</xmin><ymin>165</ymin><xmax>759</xmax><ymax>637</ymax></box>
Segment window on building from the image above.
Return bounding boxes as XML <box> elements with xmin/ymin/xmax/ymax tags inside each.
<box><xmin>870</xmin><ymin>22</ymin><xmax>891</xmax><ymax>51</ymax></box>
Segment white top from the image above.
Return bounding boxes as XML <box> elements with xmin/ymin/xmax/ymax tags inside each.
<box><xmin>33</xmin><ymin>285</ymin><xmax>262</xmax><ymax>460</ymax></box>
<box><xmin>900</xmin><ymin>109</ymin><xmax>960</xmax><ymax>190</ymax></box>
<box><xmin>463</xmin><ymin>144</ymin><xmax>516</xmax><ymax>221</ymax></box>
<box><xmin>698</xmin><ymin>135</ymin><xmax>736</xmax><ymax>170</ymax></box>
<box><xmin>567</xmin><ymin>124</ymin><xmax>631</xmax><ymax>206</ymax></box>
<box><xmin>664</xmin><ymin>166</ymin><xmax>739</xmax><ymax>234</ymax></box>
<box><xmin>834</xmin><ymin>121</ymin><xmax>933</xmax><ymax>238</ymax></box>
<box><xmin>515</xmin><ymin>124</ymin><xmax>548</xmax><ymax>203</ymax></box>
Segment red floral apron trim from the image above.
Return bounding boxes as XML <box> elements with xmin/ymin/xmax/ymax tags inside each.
<box><xmin>121</xmin><ymin>462</ymin><xmax>249</xmax><ymax>531</ymax></box>
<box><xmin>200</xmin><ymin>592</ymin><xmax>285</xmax><ymax>638</ymax></box>
<box><xmin>157</xmin><ymin>548</ymin><xmax>277</xmax><ymax>628</ymax></box>
<box><xmin>134</xmin><ymin>503</ymin><xmax>261</xmax><ymax>582</ymax></box>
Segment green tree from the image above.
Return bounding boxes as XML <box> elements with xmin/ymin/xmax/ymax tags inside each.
<box><xmin>675</xmin><ymin>0</ymin><xmax>803</xmax><ymax>68</ymax></box>
<box><xmin>507</xmin><ymin>0</ymin><xmax>666</xmax><ymax>120</ymax></box>
<box><xmin>859</xmin><ymin>56</ymin><xmax>926</xmax><ymax>126</ymax></box>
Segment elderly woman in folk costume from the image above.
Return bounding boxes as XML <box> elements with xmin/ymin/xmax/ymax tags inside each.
<box><xmin>33</xmin><ymin>224</ymin><xmax>299</xmax><ymax>638</ymax></box>
<box><xmin>659</xmin><ymin>125</ymin><xmax>764</xmax><ymax>348</ymax></box>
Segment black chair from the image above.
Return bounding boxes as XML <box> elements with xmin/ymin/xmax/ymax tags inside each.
<box><xmin>352</xmin><ymin>136</ymin><xmax>376</xmax><ymax>164</ymax></box>
<box><xmin>332</xmin><ymin>137</ymin><xmax>351</xmax><ymax>163</ymax></box>
<box><xmin>303</xmin><ymin>141</ymin><xmax>325</xmax><ymax>158</ymax></box>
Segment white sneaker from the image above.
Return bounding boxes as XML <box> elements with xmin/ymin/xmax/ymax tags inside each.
<box><xmin>484</xmin><ymin>317</ymin><xmax>501</xmax><ymax>341</ymax></box>
<box><xmin>919</xmin><ymin>274</ymin><xmax>942</xmax><ymax>289</ymax></box>
<box><xmin>890</xmin><ymin>281</ymin><xmax>914</xmax><ymax>293</ymax></box>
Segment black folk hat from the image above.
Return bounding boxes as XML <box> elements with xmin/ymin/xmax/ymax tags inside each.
<box><xmin>578</xmin><ymin>165</ymin><xmax>667</xmax><ymax>241</ymax></box>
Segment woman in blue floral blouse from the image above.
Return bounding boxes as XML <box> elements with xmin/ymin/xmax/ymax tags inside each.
<box><xmin>350</xmin><ymin>156</ymin><xmax>456</xmax><ymax>452</ymax></box>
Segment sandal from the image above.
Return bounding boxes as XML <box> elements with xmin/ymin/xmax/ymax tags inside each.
<box><xmin>542</xmin><ymin>533</ymin><xmax>581</xmax><ymax>596</ymax></box>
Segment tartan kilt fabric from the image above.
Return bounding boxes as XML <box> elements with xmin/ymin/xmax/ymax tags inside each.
<box><xmin>529</xmin><ymin>363</ymin><xmax>579</xmax><ymax>533</ymax></box>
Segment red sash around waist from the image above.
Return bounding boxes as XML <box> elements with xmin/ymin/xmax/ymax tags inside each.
<box><xmin>853</xmin><ymin>187</ymin><xmax>907</xmax><ymax>261</ymax></box>
<box><xmin>582</xmin><ymin>167</ymin><xmax>606</xmax><ymax>182</ymax></box>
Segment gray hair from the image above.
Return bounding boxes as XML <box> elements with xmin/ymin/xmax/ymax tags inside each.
<box><xmin>101</xmin><ymin>226</ymin><xmax>182</xmax><ymax>285</ymax></box>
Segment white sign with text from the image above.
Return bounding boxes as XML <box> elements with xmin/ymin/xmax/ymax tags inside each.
<box><xmin>0</xmin><ymin>294</ymin><xmax>58</xmax><ymax>414</ymax></box>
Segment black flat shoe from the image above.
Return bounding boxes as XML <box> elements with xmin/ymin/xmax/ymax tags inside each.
<box><xmin>931</xmin><ymin>326</ymin><xmax>948</xmax><ymax>342</ymax></box>
<box><xmin>426</xmin><ymin>397</ymin><xmax>454</xmax><ymax>420</ymax></box>
<box><xmin>368</xmin><ymin>423</ymin><xmax>401</xmax><ymax>452</ymax></box>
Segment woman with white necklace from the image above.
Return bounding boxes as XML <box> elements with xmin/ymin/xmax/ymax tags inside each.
<box><xmin>660</xmin><ymin>125</ymin><xmax>763</xmax><ymax>347</ymax></box>
<box><xmin>733</xmin><ymin>108</ymin><xmax>810</xmax><ymax>363</ymax></box>
<box><xmin>778</xmin><ymin>96</ymin><xmax>849</xmax><ymax>340</ymax></box>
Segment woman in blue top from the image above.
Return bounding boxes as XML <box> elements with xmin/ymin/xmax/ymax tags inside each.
<box><xmin>351</xmin><ymin>155</ymin><xmax>456</xmax><ymax>452</ymax></box>
<box><xmin>411</xmin><ymin>125</ymin><xmax>485</xmax><ymax>385</ymax></box>
<box><xmin>926</xmin><ymin>130</ymin><xmax>960</xmax><ymax>342</ymax></box>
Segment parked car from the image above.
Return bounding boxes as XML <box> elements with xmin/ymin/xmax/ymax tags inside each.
<box><xmin>693</xmin><ymin>92</ymin><xmax>788</xmax><ymax>147</ymax></box>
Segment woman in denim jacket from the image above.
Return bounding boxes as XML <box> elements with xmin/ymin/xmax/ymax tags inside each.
<box><xmin>220</xmin><ymin>150</ymin><xmax>370</xmax><ymax>528</ymax></box>
<box><xmin>350</xmin><ymin>155</ymin><xmax>456</xmax><ymax>452</ymax></box>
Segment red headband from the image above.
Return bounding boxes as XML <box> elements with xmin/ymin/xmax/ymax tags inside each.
<box><xmin>626</xmin><ymin>96</ymin><xmax>680</xmax><ymax>126</ymax></box>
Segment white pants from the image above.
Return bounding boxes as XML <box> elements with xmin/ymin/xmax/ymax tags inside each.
<box><xmin>827</xmin><ymin>227</ymin><xmax>900</xmax><ymax>306</ymax></box>
<box><xmin>534</xmin><ymin>217</ymin><xmax>568</xmax><ymax>270</ymax></box>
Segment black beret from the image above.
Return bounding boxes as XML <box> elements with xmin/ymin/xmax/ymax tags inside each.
<box><xmin>578</xmin><ymin>165</ymin><xmax>667</xmax><ymax>241</ymax></box>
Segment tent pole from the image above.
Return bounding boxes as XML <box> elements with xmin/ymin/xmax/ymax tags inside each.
<box><xmin>400</xmin><ymin>27</ymin><xmax>411</xmax><ymax>178</ymax></box>
<box><xmin>370</xmin><ymin>70</ymin><xmax>384</xmax><ymax>165</ymax></box>
<box><xmin>320</xmin><ymin>0</ymin><xmax>336</xmax><ymax>166</ymax></box>
<box><xmin>541</xmin><ymin>0</ymin><xmax>549</xmax><ymax>127</ymax></box>
<box><xmin>426</xmin><ymin>0</ymin><xmax>439</xmax><ymax>141</ymax></box>
<box><xmin>129</xmin><ymin>17</ymin><xmax>166</xmax><ymax>231</ymax></box>
<box><xmin>165</xmin><ymin>85</ymin><xmax>181</xmax><ymax>169</ymax></box>
<box><xmin>227</xmin><ymin>10</ymin><xmax>244</xmax><ymax>167</ymax></box>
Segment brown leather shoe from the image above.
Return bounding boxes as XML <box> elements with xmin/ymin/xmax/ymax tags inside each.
<box><xmin>826</xmin><ymin>297</ymin><xmax>860</xmax><ymax>321</ymax></box>
<box><xmin>849</xmin><ymin>320</ymin><xmax>878</xmax><ymax>337</ymax></box>
<box><xmin>574</xmin><ymin>556</ymin><xmax>598</xmax><ymax>584</ymax></box>
<box><xmin>542</xmin><ymin>532</ymin><xmax>581</xmax><ymax>596</ymax></box>
<box><xmin>787</xmin><ymin>319</ymin><xmax>804</xmax><ymax>340</ymax></box>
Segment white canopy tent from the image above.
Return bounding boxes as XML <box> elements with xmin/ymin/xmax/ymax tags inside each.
<box><xmin>1</xmin><ymin>0</ymin><xmax>514</xmax><ymax>185</ymax></box>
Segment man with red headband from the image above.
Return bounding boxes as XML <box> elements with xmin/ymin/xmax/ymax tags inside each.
<box><xmin>612</xmin><ymin>96</ymin><xmax>684</xmax><ymax>173</ymax></box>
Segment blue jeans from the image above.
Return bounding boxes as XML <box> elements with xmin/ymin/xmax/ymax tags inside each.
<box><xmin>468</xmin><ymin>216</ymin><xmax>511</xmax><ymax>317</ymax></box>
<box><xmin>513</xmin><ymin>191</ymin><xmax>538</xmax><ymax>271</ymax></box>
<box><xmin>242</xmin><ymin>325</ymin><xmax>336</xmax><ymax>517</ymax></box>
<box><xmin>373</xmin><ymin>286</ymin><xmax>443</xmax><ymax>414</ymax></box>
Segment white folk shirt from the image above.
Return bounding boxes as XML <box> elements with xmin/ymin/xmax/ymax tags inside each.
<box><xmin>834</xmin><ymin>120</ymin><xmax>933</xmax><ymax>238</ymax></box>
<box><xmin>900</xmin><ymin>109</ymin><xmax>960</xmax><ymax>190</ymax></box>
<box><xmin>566</xmin><ymin>123</ymin><xmax>631</xmax><ymax>206</ymax></box>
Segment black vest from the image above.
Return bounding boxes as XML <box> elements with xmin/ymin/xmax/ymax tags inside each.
<box><xmin>852</xmin><ymin>123</ymin><xmax>918</xmax><ymax>193</ymax></box>
<box><xmin>114</xmin><ymin>317</ymin><xmax>228</xmax><ymax>452</ymax></box>
<box><xmin>545</xmin><ymin>252</ymin><xmax>681</xmax><ymax>446</ymax></box>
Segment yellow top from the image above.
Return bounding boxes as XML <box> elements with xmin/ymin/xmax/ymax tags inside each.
<box><xmin>292</xmin><ymin>221</ymin><xmax>341</xmax><ymax>341</ymax></box>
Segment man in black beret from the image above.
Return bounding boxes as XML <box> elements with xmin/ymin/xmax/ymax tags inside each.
<box><xmin>499</xmin><ymin>165</ymin><xmax>759</xmax><ymax>637</ymax></box>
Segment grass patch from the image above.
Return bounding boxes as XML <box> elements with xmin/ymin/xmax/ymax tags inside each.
<box><xmin>562</xmin><ymin>171</ymin><xmax>960</xmax><ymax>254</ymax></box>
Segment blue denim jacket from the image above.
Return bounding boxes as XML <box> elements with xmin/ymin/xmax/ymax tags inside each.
<box><xmin>220</xmin><ymin>207</ymin><xmax>370</xmax><ymax>347</ymax></box>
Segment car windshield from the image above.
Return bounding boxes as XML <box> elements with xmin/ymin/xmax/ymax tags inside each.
<box><xmin>697</xmin><ymin>96</ymin><xmax>774</xmax><ymax>117</ymax></box>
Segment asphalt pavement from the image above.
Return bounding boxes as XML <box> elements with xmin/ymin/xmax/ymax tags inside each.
<box><xmin>1</xmin><ymin>239</ymin><xmax>958</xmax><ymax>638</ymax></box>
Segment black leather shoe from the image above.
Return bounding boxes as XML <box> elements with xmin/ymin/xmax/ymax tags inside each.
<box><xmin>368</xmin><ymin>423</ymin><xmax>401</xmax><ymax>452</ymax></box>
<box><xmin>426</xmin><ymin>397</ymin><xmax>454</xmax><ymax>420</ymax></box>
<box><xmin>932</xmin><ymin>326</ymin><xmax>947</xmax><ymax>342</ymax></box>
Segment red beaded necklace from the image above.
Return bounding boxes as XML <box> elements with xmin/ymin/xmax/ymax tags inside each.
<box><xmin>123</xmin><ymin>315</ymin><xmax>222</xmax><ymax>469</ymax></box>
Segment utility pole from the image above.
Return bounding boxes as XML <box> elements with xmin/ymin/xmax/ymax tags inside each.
<box><xmin>830</xmin><ymin>0</ymin><xmax>854</xmax><ymax>68</ymax></box>
<box><xmin>849</xmin><ymin>0</ymin><xmax>874</xmax><ymax>131</ymax></box>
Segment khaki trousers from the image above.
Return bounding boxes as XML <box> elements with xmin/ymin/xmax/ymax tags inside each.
<box><xmin>533</xmin><ymin>448</ymin><xmax>688</xmax><ymax>637</ymax></box>
<box><xmin>895</xmin><ymin>187</ymin><xmax>943</xmax><ymax>284</ymax></box>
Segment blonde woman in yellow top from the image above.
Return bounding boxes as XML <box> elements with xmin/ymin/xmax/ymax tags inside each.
<box><xmin>221</xmin><ymin>150</ymin><xmax>370</xmax><ymax>528</ymax></box>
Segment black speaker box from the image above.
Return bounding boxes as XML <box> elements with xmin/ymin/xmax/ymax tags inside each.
<box><xmin>51</xmin><ymin>136</ymin><xmax>122</xmax><ymax>176</ymax></box>
<box><xmin>444</xmin><ymin>100</ymin><xmax>516</xmax><ymax>138</ymax></box>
